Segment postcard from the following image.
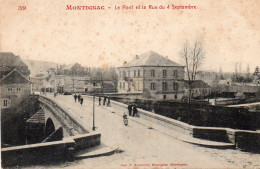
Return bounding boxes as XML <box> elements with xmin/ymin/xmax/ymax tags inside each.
<box><xmin>1</xmin><ymin>0</ymin><xmax>260</xmax><ymax>168</ymax></box>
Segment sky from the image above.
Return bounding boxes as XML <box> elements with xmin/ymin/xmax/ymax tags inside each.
<box><xmin>0</xmin><ymin>0</ymin><xmax>260</xmax><ymax>73</ymax></box>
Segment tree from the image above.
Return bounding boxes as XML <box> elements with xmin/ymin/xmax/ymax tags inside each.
<box><xmin>219</xmin><ymin>67</ymin><xmax>224</xmax><ymax>80</ymax></box>
<box><xmin>180</xmin><ymin>39</ymin><xmax>205</xmax><ymax>103</ymax></box>
<box><xmin>246</xmin><ymin>64</ymin><xmax>250</xmax><ymax>79</ymax></box>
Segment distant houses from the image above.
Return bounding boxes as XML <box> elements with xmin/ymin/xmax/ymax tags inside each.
<box><xmin>182</xmin><ymin>80</ymin><xmax>212</xmax><ymax>99</ymax></box>
<box><xmin>0</xmin><ymin>51</ymin><xmax>214</xmax><ymax>102</ymax></box>
<box><xmin>31</xmin><ymin>63</ymin><xmax>91</xmax><ymax>93</ymax></box>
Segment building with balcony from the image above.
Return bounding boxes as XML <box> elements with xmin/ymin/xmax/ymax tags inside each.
<box><xmin>117</xmin><ymin>51</ymin><xmax>185</xmax><ymax>100</ymax></box>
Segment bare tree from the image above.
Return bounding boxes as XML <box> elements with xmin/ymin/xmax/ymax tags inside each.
<box><xmin>180</xmin><ymin>39</ymin><xmax>205</xmax><ymax>103</ymax></box>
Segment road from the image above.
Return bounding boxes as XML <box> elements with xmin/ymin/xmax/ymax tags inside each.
<box><xmin>31</xmin><ymin>94</ymin><xmax>260</xmax><ymax>169</ymax></box>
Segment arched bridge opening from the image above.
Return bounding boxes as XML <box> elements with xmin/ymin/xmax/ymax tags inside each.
<box><xmin>45</xmin><ymin>118</ymin><xmax>55</xmax><ymax>138</ymax></box>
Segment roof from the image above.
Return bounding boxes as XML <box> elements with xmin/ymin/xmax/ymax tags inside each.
<box><xmin>0</xmin><ymin>69</ymin><xmax>32</xmax><ymax>84</ymax></box>
<box><xmin>183</xmin><ymin>80</ymin><xmax>210</xmax><ymax>88</ymax></box>
<box><xmin>119</xmin><ymin>51</ymin><xmax>184</xmax><ymax>68</ymax></box>
<box><xmin>26</xmin><ymin>109</ymin><xmax>45</xmax><ymax>124</ymax></box>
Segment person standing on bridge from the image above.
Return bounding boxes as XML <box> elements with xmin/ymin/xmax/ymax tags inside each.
<box><xmin>80</xmin><ymin>97</ymin><xmax>84</xmax><ymax>106</ymax></box>
<box><xmin>103</xmin><ymin>96</ymin><xmax>106</xmax><ymax>105</ymax></box>
<box><xmin>107</xmin><ymin>97</ymin><xmax>111</xmax><ymax>107</ymax></box>
<box><xmin>133</xmin><ymin>105</ymin><xmax>138</xmax><ymax>117</ymax></box>
<box><xmin>74</xmin><ymin>94</ymin><xmax>77</xmax><ymax>103</ymax></box>
<box><xmin>128</xmin><ymin>104</ymin><xmax>132</xmax><ymax>116</ymax></box>
<box><xmin>78</xmin><ymin>94</ymin><xmax>81</xmax><ymax>102</ymax></box>
<box><xmin>98</xmin><ymin>96</ymin><xmax>101</xmax><ymax>106</ymax></box>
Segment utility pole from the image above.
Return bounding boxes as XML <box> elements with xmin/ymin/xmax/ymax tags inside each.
<box><xmin>92</xmin><ymin>82</ymin><xmax>96</xmax><ymax>131</ymax></box>
<box><xmin>72</xmin><ymin>78</ymin><xmax>75</xmax><ymax>93</ymax></box>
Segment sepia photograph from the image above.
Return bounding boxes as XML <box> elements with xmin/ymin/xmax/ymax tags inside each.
<box><xmin>0</xmin><ymin>0</ymin><xmax>260</xmax><ymax>168</ymax></box>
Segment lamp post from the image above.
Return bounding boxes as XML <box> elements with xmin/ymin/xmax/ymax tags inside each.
<box><xmin>92</xmin><ymin>82</ymin><xmax>96</xmax><ymax>131</ymax></box>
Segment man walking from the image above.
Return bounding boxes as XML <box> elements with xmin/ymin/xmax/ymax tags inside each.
<box><xmin>74</xmin><ymin>94</ymin><xmax>77</xmax><ymax>103</ymax></box>
<box><xmin>78</xmin><ymin>94</ymin><xmax>81</xmax><ymax>102</ymax></box>
<box><xmin>80</xmin><ymin>97</ymin><xmax>84</xmax><ymax>106</ymax></box>
<box><xmin>107</xmin><ymin>97</ymin><xmax>111</xmax><ymax>107</ymax></box>
<box><xmin>128</xmin><ymin>104</ymin><xmax>132</xmax><ymax>116</ymax></box>
<box><xmin>98</xmin><ymin>96</ymin><xmax>101</xmax><ymax>106</ymax></box>
<box><xmin>133</xmin><ymin>105</ymin><xmax>138</xmax><ymax>117</ymax></box>
<box><xmin>103</xmin><ymin>96</ymin><xmax>106</xmax><ymax>105</ymax></box>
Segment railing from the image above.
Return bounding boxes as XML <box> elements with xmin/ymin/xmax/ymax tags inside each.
<box><xmin>38</xmin><ymin>95</ymin><xmax>89</xmax><ymax>136</ymax></box>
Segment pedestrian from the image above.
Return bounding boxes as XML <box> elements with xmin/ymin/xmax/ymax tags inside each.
<box><xmin>80</xmin><ymin>97</ymin><xmax>84</xmax><ymax>106</ymax></box>
<box><xmin>78</xmin><ymin>94</ymin><xmax>81</xmax><ymax>102</ymax></box>
<box><xmin>128</xmin><ymin>104</ymin><xmax>132</xmax><ymax>116</ymax></box>
<box><xmin>98</xmin><ymin>96</ymin><xmax>101</xmax><ymax>106</ymax></box>
<box><xmin>107</xmin><ymin>97</ymin><xmax>111</xmax><ymax>107</ymax></box>
<box><xmin>133</xmin><ymin>105</ymin><xmax>138</xmax><ymax>117</ymax></box>
<box><xmin>74</xmin><ymin>94</ymin><xmax>77</xmax><ymax>103</ymax></box>
<box><xmin>103</xmin><ymin>96</ymin><xmax>106</xmax><ymax>105</ymax></box>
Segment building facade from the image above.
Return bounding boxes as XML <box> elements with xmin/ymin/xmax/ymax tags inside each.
<box><xmin>0</xmin><ymin>52</ymin><xmax>32</xmax><ymax>110</ymax></box>
<box><xmin>54</xmin><ymin>63</ymin><xmax>90</xmax><ymax>93</ymax></box>
<box><xmin>1</xmin><ymin>69</ymin><xmax>32</xmax><ymax>109</ymax></box>
<box><xmin>117</xmin><ymin>51</ymin><xmax>185</xmax><ymax>100</ymax></box>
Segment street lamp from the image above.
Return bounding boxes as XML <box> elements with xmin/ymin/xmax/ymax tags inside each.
<box><xmin>92</xmin><ymin>82</ymin><xmax>96</xmax><ymax>131</ymax></box>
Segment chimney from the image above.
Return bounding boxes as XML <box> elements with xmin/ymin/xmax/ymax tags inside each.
<box><xmin>136</xmin><ymin>55</ymin><xmax>139</xmax><ymax>59</ymax></box>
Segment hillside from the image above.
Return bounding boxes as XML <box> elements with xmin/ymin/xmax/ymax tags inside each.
<box><xmin>23</xmin><ymin>59</ymin><xmax>59</xmax><ymax>76</ymax></box>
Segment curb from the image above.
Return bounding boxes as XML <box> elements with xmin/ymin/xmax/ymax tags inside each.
<box><xmin>75</xmin><ymin>147</ymin><xmax>118</xmax><ymax>159</ymax></box>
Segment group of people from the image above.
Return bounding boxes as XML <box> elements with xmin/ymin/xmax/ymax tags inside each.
<box><xmin>98</xmin><ymin>96</ymin><xmax>111</xmax><ymax>107</ymax></box>
<box><xmin>127</xmin><ymin>104</ymin><xmax>138</xmax><ymax>117</ymax></box>
<box><xmin>74</xmin><ymin>94</ymin><xmax>84</xmax><ymax>106</ymax></box>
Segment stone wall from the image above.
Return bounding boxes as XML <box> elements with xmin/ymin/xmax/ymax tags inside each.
<box><xmin>111</xmin><ymin>99</ymin><xmax>260</xmax><ymax>152</ymax></box>
<box><xmin>111</xmin><ymin>97</ymin><xmax>260</xmax><ymax>130</ymax></box>
<box><xmin>1</xmin><ymin>132</ymin><xmax>101</xmax><ymax>167</ymax></box>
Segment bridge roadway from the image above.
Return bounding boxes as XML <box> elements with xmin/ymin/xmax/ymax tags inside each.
<box><xmin>44</xmin><ymin>94</ymin><xmax>236</xmax><ymax>168</ymax></box>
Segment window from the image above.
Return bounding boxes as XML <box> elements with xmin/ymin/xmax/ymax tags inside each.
<box><xmin>119</xmin><ymin>71</ymin><xmax>122</xmax><ymax>78</ymax></box>
<box><xmin>120</xmin><ymin>82</ymin><xmax>122</xmax><ymax>89</ymax></box>
<box><xmin>151</xmin><ymin>70</ymin><xmax>155</xmax><ymax>77</ymax></box>
<box><xmin>3</xmin><ymin>99</ymin><xmax>10</xmax><ymax>108</ymax></box>
<box><xmin>163</xmin><ymin>95</ymin><xmax>167</xmax><ymax>99</ymax></box>
<box><xmin>138</xmin><ymin>82</ymin><xmax>140</xmax><ymax>91</ymax></box>
<box><xmin>138</xmin><ymin>70</ymin><xmax>140</xmax><ymax>77</ymax></box>
<box><xmin>151</xmin><ymin>83</ymin><xmax>156</xmax><ymax>90</ymax></box>
<box><xmin>174</xmin><ymin>70</ymin><xmax>178</xmax><ymax>78</ymax></box>
<box><xmin>173</xmin><ymin>83</ymin><xmax>179</xmax><ymax>91</ymax></box>
<box><xmin>123</xmin><ymin>82</ymin><xmax>125</xmax><ymax>89</ymax></box>
<box><xmin>123</xmin><ymin>71</ymin><xmax>126</xmax><ymax>77</ymax></box>
<box><xmin>175</xmin><ymin>94</ymin><xmax>178</xmax><ymax>99</ymax></box>
<box><xmin>3</xmin><ymin>100</ymin><xmax>8</xmax><ymax>106</ymax></box>
<box><xmin>134</xmin><ymin>70</ymin><xmax>136</xmax><ymax>77</ymax></box>
<box><xmin>17</xmin><ymin>88</ymin><xmax>21</xmax><ymax>91</ymax></box>
<box><xmin>162</xmin><ymin>82</ymin><xmax>168</xmax><ymax>91</ymax></box>
<box><xmin>163</xmin><ymin>70</ymin><xmax>167</xmax><ymax>77</ymax></box>
<box><xmin>128</xmin><ymin>71</ymin><xmax>130</xmax><ymax>77</ymax></box>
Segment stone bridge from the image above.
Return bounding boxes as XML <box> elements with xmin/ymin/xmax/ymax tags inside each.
<box><xmin>2</xmin><ymin>95</ymin><xmax>101</xmax><ymax>167</ymax></box>
<box><xmin>39</xmin><ymin>95</ymin><xmax>89</xmax><ymax>138</ymax></box>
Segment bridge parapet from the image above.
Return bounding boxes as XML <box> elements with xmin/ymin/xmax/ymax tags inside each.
<box><xmin>111</xmin><ymin>99</ymin><xmax>260</xmax><ymax>152</ymax></box>
<box><xmin>38</xmin><ymin>95</ymin><xmax>89</xmax><ymax>136</ymax></box>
